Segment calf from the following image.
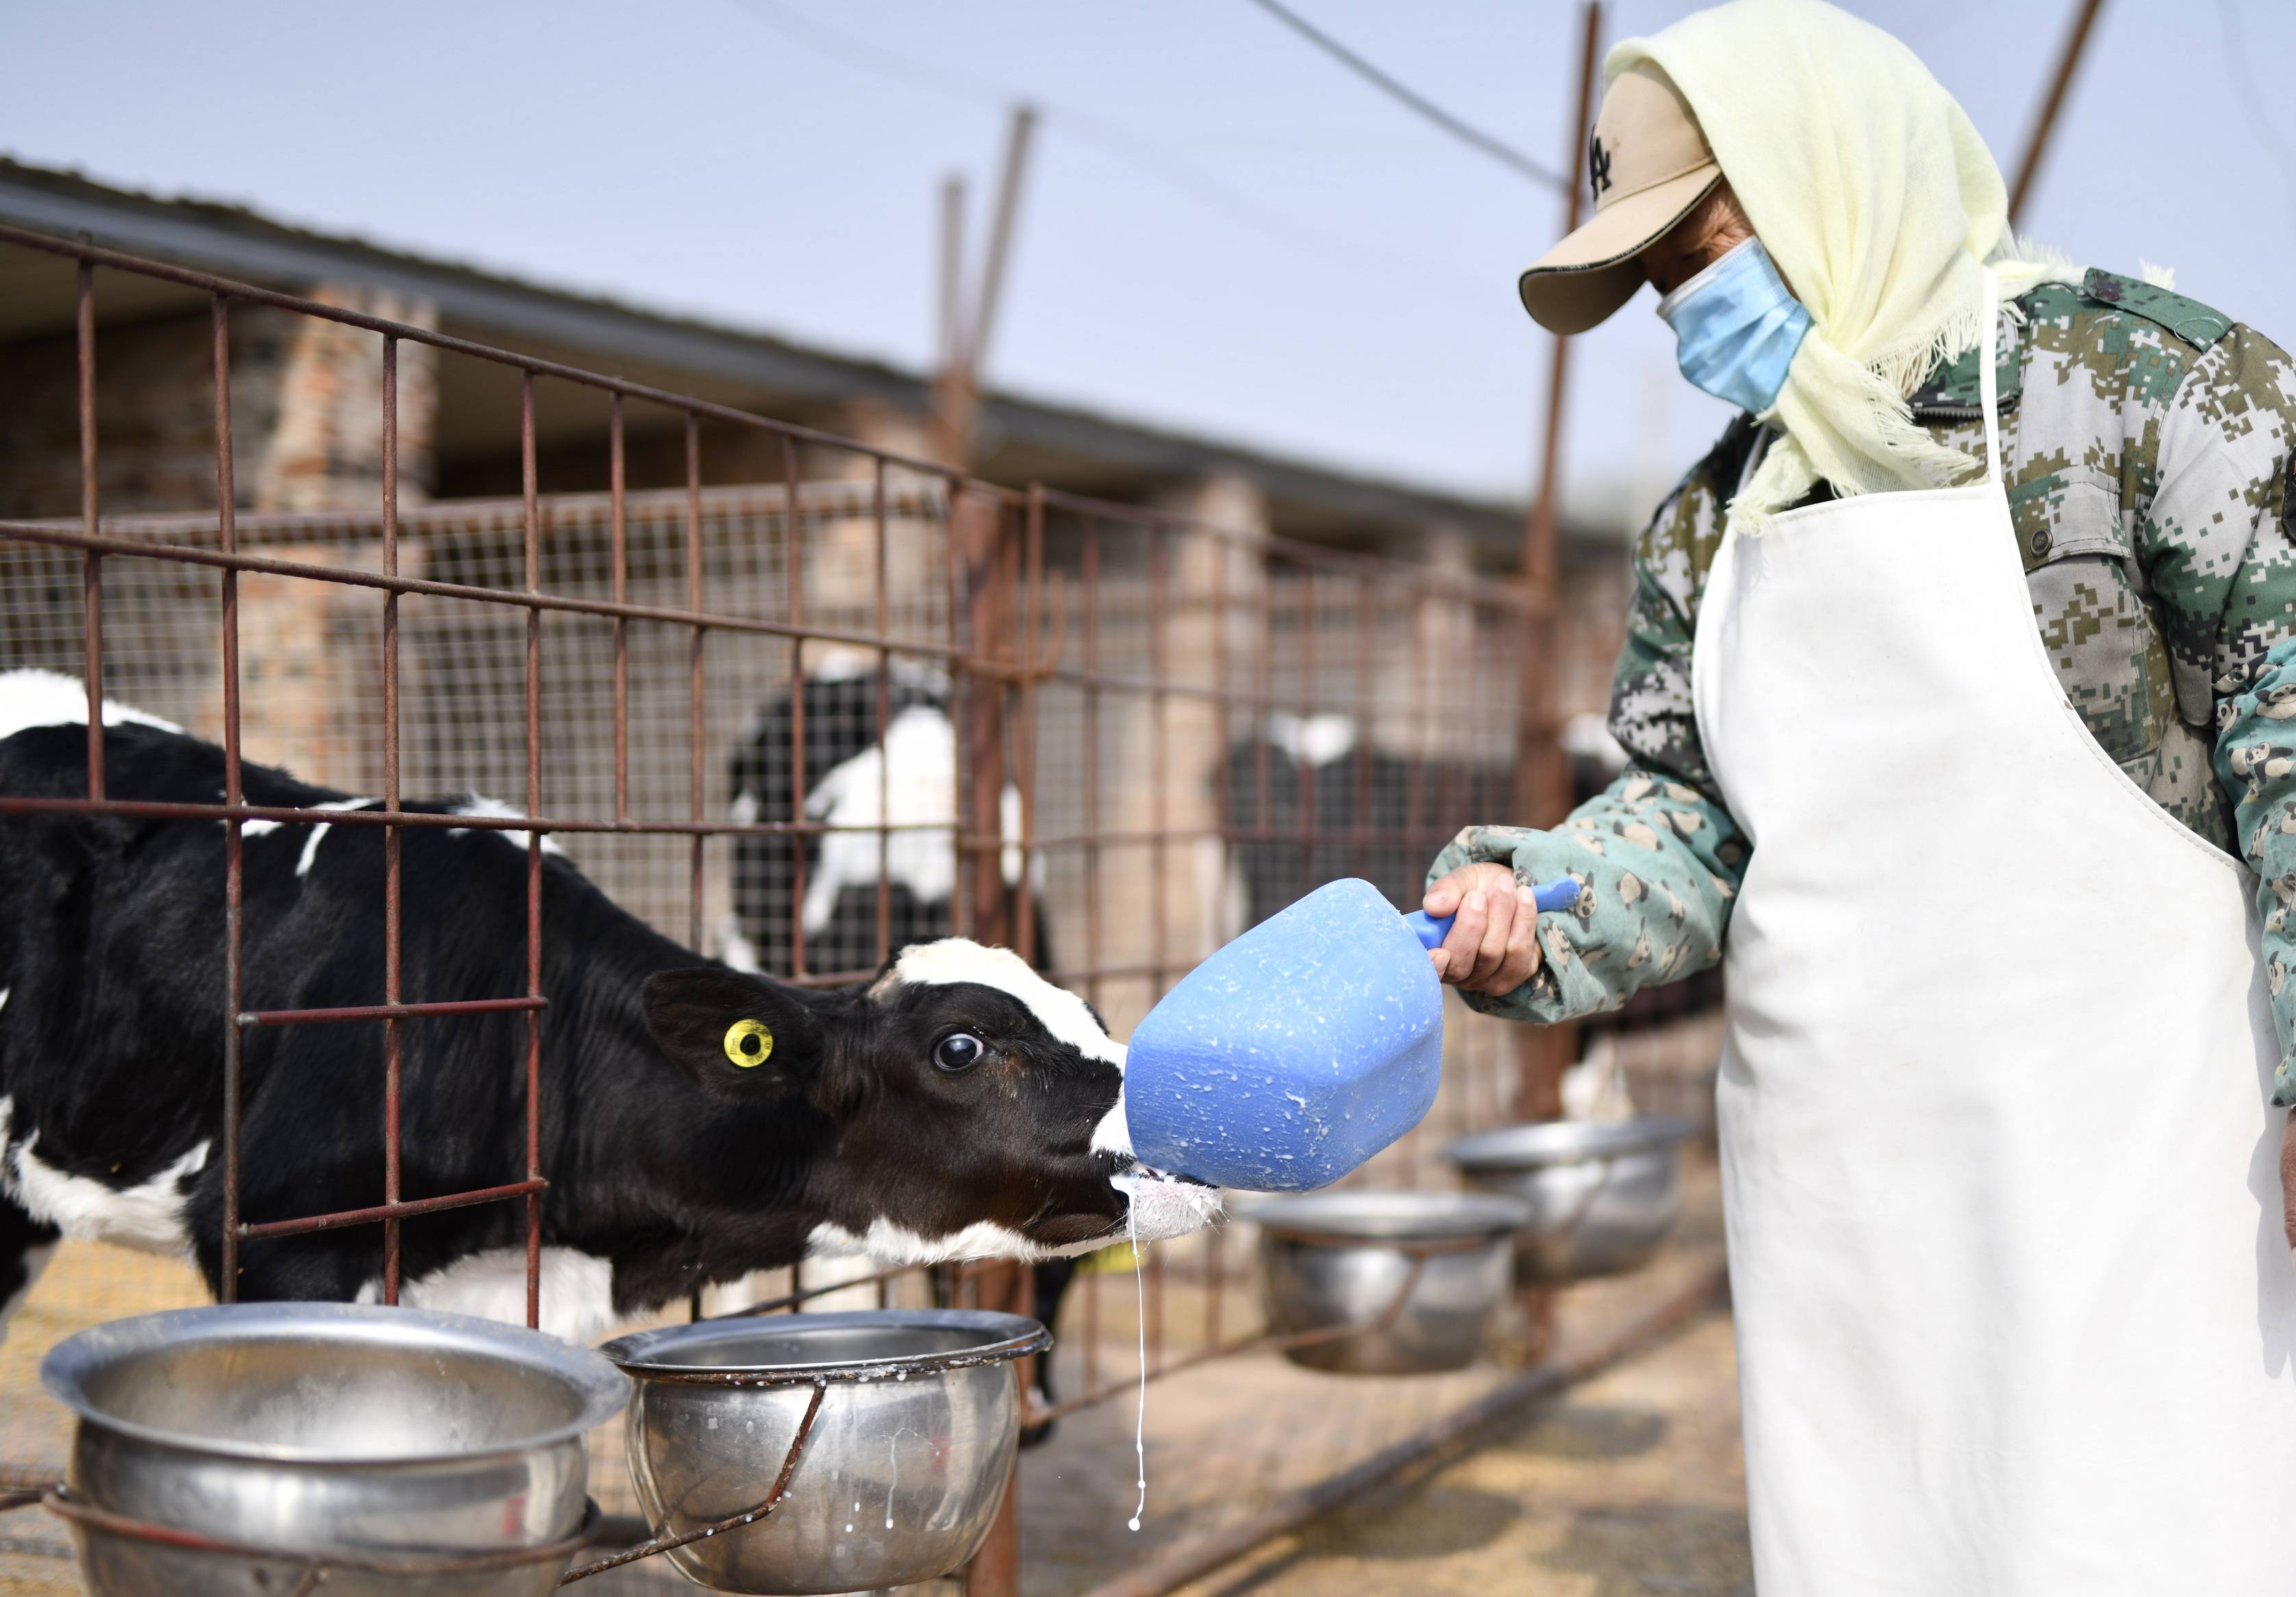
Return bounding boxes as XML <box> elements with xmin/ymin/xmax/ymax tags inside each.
<box><xmin>726</xmin><ymin>659</ymin><xmax>1041</xmax><ymax>979</ymax></box>
<box><xmin>0</xmin><ymin>670</ymin><xmax>1214</xmax><ymax>1344</ymax></box>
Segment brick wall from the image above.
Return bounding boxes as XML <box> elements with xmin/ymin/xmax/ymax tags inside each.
<box><xmin>0</xmin><ymin>282</ymin><xmax>437</xmax><ymax>521</ymax></box>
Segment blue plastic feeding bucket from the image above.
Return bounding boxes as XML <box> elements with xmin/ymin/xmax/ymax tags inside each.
<box><xmin>1122</xmin><ymin>876</ymin><xmax>1583</xmax><ymax>1192</ymax></box>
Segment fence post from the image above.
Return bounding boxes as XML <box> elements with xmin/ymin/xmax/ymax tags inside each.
<box><xmin>961</xmin><ymin>1262</ymin><xmax>1034</xmax><ymax>1596</ymax></box>
<box><xmin>957</xmin><ymin>487</ymin><xmax>1016</xmax><ymax>949</ymax></box>
<box><xmin>1509</xmin><ymin>0</ymin><xmax>1605</xmax><ymax>1362</ymax></box>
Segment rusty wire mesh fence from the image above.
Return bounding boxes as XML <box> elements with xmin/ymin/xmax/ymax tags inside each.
<box><xmin>0</xmin><ymin>228</ymin><xmax>1713</xmax><ymax>1595</ymax></box>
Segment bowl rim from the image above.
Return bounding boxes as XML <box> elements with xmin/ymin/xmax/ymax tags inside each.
<box><xmin>39</xmin><ymin>1301</ymin><xmax>630</xmax><ymax>1466</ymax></box>
<box><xmin>601</xmin><ymin>1307</ymin><xmax>1052</xmax><ymax>1383</ymax></box>
<box><xmin>1443</xmin><ymin>1114</ymin><xmax>1697</xmax><ymax>1171</ymax></box>
<box><xmin>1236</xmin><ymin>1188</ymin><xmax>1533</xmax><ymax>1242</ymax></box>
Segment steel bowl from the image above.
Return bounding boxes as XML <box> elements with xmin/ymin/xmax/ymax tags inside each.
<box><xmin>40</xmin><ymin>1302</ymin><xmax>629</xmax><ymax>1597</ymax></box>
<box><xmin>602</xmin><ymin>1309</ymin><xmax>1049</xmax><ymax>1596</ymax></box>
<box><xmin>1445</xmin><ymin>1114</ymin><xmax>1696</xmax><ymax>1283</ymax></box>
<box><xmin>1246</xmin><ymin>1190</ymin><xmax>1532</xmax><ymax>1375</ymax></box>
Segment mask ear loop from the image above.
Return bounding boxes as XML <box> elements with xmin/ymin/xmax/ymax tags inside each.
<box><xmin>1978</xmin><ymin>266</ymin><xmax>2003</xmax><ymax>486</ymax></box>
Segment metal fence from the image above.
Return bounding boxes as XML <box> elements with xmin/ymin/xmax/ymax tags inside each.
<box><xmin>0</xmin><ymin>224</ymin><xmax>1653</xmax><ymax>1593</ymax></box>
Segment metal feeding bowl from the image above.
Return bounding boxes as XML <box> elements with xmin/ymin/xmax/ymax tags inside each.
<box><xmin>39</xmin><ymin>1302</ymin><xmax>629</xmax><ymax>1597</ymax></box>
<box><xmin>1445</xmin><ymin>1114</ymin><xmax>1697</xmax><ymax>1283</ymax></box>
<box><xmin>602</xmin><ymin>1309</ymin><xmax>1049</xmax><ymax>1596</ymax></box>
<box><xmin>1247</xmin><ymin>1190</ymin><xmax>1533</xmax><ymax>1375</ymax></box>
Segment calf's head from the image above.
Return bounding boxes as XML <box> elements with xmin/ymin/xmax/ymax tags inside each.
<box><xmin>641</xmin><ymin>941</ymin><xmax>1218</xmax><ymax>1265</ymax></box>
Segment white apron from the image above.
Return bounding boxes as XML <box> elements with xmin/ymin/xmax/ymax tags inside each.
<box><xmin>1692</xmin><ymin>269</ymin><xmax>2296</xmax><ymax>1594</ymax></box>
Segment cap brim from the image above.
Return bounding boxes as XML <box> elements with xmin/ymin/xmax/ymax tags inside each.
<box><xmin>1517</xmin><ymin>166</ymin><xmax>1722</xmax><ymax>334</ymax></box>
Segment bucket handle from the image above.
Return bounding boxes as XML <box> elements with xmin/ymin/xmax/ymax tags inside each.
<box><xmin>557</xmin><ymin>1377</ymin><xmax>828</xmax><ymax>1584</ymax></box>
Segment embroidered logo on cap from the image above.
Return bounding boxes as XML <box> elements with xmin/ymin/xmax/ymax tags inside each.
<box><xmin>1588</xmin><ymin>133</ymin><xmax>1614</xmax><ymax>200</ymax></box>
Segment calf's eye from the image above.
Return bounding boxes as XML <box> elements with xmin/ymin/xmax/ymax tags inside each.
<box><xmin>723</xmin><ymin>1019</ymin><xmax>774</xmax><ymax>1068</ymax></box>
<box><xmin>933</xmin><ymin>1032</ymin><xmax>986</xmax><ymax>1073</ymax></box>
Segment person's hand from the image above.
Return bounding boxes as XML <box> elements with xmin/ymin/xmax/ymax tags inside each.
<box><xmin>2282</xmin><ymin>1114</ymin><xmax>2296</xmax><ymax>1266</ymax></box>
<box><xmin>1423</xmin><ymin>863</ymin><xmax>1542</xmax><ymax>997</ymax></box>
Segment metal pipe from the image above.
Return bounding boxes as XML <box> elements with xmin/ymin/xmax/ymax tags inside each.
<box><xmin>381</xmin><ymin>334</ymin><xmax>403</xmax><ymax>1303</ymax></box>
<box><xmin>212</xmin><ymin>292</ymin><xmax>242</xmax><ymax>1301</ymax></box>
<box><xmin>77</xmin><ymin>263</ymin><xmax>103</xmax><ymax>800</ymax></box>
<box><xmin>522</xmin><ymin>372</ymin><xmax>544</xmax><ymax>1330</ymax></box>
<box><xmin>687</xmin><ymin>414</ymin><xmax>707</xmax><ymax>954</ymax></box>
<box><xmin>238</xmin><ymin>1178</ymin><xmax>551</xmax><ymax>1240</ymax></box>
<box><xmin>785</xmin><ymin>435</ymin><xmax>808</xmax><ymax>979</ymax></box>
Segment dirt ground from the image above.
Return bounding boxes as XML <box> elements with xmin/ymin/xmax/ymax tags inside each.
<box><xmin>0</xmin><ymin>1160</ymin><xmax>1747</xmax><ymax>1597</ymax></box>
<box><xmin>1166</xmin><ymin>1307</ymin><xmax>1750</xmax><ymax>1597</ymax></box>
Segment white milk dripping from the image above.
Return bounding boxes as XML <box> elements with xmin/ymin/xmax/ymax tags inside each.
<box><xmin>1126</xmin><ymin>1195</ymin><xmax>1148</xmax><ymax>1532</ymax></box>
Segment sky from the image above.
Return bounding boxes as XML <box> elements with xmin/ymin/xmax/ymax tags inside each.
<box><xmin>6</xmin><ymin>1</ymin><xmax>2295</xmax><ymax>530</ymax></box>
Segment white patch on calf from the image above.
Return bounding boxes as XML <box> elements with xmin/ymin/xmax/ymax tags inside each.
<box><xmin>873</xmin><ymin>940</ymin><xmax>1124</xmax><ymax>1067</ymax></box>
<box><xmin>802</xmin><ymin>706</ymin><xmax>958</xmax><ymax>933</ymax></box>
<box><xmin>716</xmin><ymin>915</ymin><xmax>763</xmax><ymax>975</ymax></box>
<box><xmin>808</xmin><ymin>1216</ymin><xmax>1099</xmax><ymax>1265</ymax></box>
<box><xmin>0</xmin><ymin>988</ymin><xmax>8</xmax><ymax>1017</ymax></box>
<box><xmin>1090</xmin><ymin>1093</ymin><xmax>1134</xmax><ymax>1158</ymax></box>
<box><xmin>1265</xmin><ymin>711</ymin><xmax>1356</xmax><ymax>767</ymax></box>
<box><xmin>448</xmin><ymin>793</ymin><xmax>566</xmax><ymax>855</ymax></box>
<box><xmin>296</xmin><ymin>797</ymin><xmax>381</xmax><ymax>878</ymax></box>
<box><xmin>0</xmin><ymin>669</ymin><xmax>181</xmax><ymax>741</ymax></box>
<box><xmin>366</xmin><ymin>1245</ymin><xmax>617</xmax><ymax>1345</ymax></box>
<box><xmin>800</xmin><ymin>706</ymin><xmax>1034</xmax><ymax>936</ymax></box>
<box><xmin>807</xmin><ymin>1175</ymin><xmax>1219</xmax><ymax>1264</ymax></box>
<box><xmin>4</xmin><ymin>1115</ymin><xmax>209</xmax><ymax>1256</ymax></box>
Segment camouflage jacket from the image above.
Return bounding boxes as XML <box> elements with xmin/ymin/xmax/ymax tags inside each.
<box><xmin>1429</xmin><ymin>270</ymin><xmax>2296</xmax><ymax>1105</ymax></box>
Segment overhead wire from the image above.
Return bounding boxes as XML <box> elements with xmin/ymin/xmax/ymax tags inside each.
<box><xmin>719</xmin><ymin>0</ymin><xmax>1492</xmax><ymax>298</ymax></box>
<box><xmin>1238</xmin><ymin>0</ymin><xmax>1568</xmax><ymax>192</ymax></box>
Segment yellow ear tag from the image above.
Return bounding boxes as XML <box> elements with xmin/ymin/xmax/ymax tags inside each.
<box><xmin>723</xmin><ymin>1019</ymin><xmax>774</xmax><ymax>1068</ymax></box>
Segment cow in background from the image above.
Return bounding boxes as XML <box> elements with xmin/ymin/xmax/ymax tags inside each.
<box><xmin>726</xmin><ymin>659</ymin><xmax>1042</xmax><ymax>980</ymax></box>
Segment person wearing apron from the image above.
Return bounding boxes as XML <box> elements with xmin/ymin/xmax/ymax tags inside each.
<box><xmin>1423</xmin><ymin>4</ymin><xmax>2296</xmax><ymax>1590</ymax></box>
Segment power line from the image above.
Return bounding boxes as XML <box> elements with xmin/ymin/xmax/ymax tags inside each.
<box><xmin>1238</xmin><ymin>0</ymin><xmax>1567</xmax><ymax>192</ymax></box>
<box><xmin>719</xmin><ymin>0</ymin><xmax>1488</xmax><ymax>296</ymax></box>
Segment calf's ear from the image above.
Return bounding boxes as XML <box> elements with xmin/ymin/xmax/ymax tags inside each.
<box><xmin>641</xmin><ymin>968</ymin><xmax>824</xmax><ymax>1096</ymax></box>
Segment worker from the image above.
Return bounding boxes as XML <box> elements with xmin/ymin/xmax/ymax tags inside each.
<box><xmin>1422</xmin><ymin>1</ymin><xmax>2296</xmax><ymax>1589</ymax></box>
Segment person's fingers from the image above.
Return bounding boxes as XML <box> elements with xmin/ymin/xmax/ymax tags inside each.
<box><xmin>2280</xmin><ymin>1113</ymin><xmax>2296</xmax><ymax>1254</ymax></box>
<box><xmin>1467</xmin><ymin>888</ymin><xmax>1517</xmax><ymax>990</ymax></box>
<box><xmin>1422</xmin><ymin>866</ymin><xmax>1478</xmax><ymax>917</ymax></box>
<box><xmin>1427</xmin><ymin>946</ymin><xmax>1450</xmax><ymax>980</ymax></box>
<box><xmin>1429</xmin><ymin>864</ymin><xmax>1497</xmax><ymax>916</ymax></box>
<box><xmin>1438</xmin><ymin>889</ymin><xmax>1490</xmax><ymax>986</ymax></box>
<box><xmin>1487</xmin><ymin>884</ymin><xmax>1538</xmax><ymax>995</ymax></box>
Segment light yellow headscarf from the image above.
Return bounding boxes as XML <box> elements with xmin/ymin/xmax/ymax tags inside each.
<box><xmin>1613</xmin><ymin>0</ymin><xmax>2068</xmax><ymax>521</ymax></box>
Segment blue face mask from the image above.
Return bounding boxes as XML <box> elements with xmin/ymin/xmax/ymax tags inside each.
<box><xmin>1657</xmin><ymin>237</ymin><xmax>1811</xmax><ymax>416</ymax></box>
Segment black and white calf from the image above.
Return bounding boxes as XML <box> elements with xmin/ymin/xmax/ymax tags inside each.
<box><xmin>726</xmin><ymin>659</ymin><xmax>1041</xmax><ymax>980</ymax></box>
<box><xmin>0</xmin><ymin>669</ymin><xmax>1212</xmax><ymax>1343</ymax></box>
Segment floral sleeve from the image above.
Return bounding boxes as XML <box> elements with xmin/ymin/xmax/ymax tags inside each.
<box><xmin>1425</xmin><ymin>424</ymin><xmax>1755</xmax><ymax>1023</ymax></box>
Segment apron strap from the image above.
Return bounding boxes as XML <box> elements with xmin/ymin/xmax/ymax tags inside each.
<box><xmin>1978</xmin><ymin>265</ymin><xmax>2002</xmax><ymax>485</ymax></box>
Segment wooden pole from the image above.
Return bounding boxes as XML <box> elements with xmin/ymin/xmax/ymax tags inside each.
<box><xmin>943</xmin><ymin>107</ymin><xmax>1041</xmax><ymax>1596</ymax></box>
<box><xmin>1505</xmin><ymin>0</ymin><xmax>1603</xmax><ymax>1365</ymax></box>
<box><xmin>2007</xmin><ymin>0</ymin><xmax>2107</xmax><ymax>224</ymax></box>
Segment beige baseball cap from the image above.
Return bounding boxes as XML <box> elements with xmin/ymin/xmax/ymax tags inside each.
<box><xmin>1518</xmin><ymin>62</ymin><xmax>1722</xmax><ymax>334</ymax></box>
